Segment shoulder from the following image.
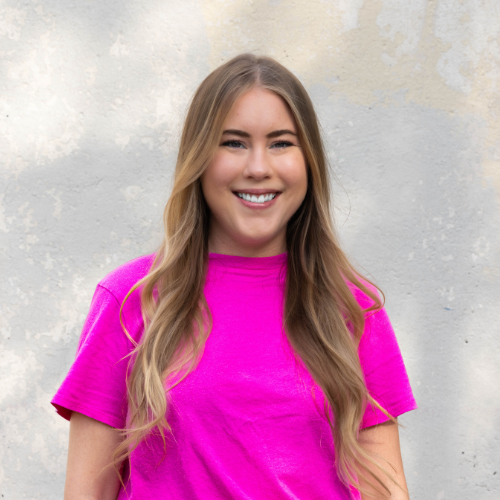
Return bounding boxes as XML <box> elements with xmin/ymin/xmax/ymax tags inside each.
<box><xmin>345</xmin><ymin>277</ymin><xmax>381</xmax><ymax>311</ymax></box>
<box><xmin>97</xmin><ymin>254</ymin><xmax>156</xmax><ymax>303</ymax></box>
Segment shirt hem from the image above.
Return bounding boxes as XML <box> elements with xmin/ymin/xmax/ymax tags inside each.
<box><xmin>51</xmin><ymin>396</ymin><xmax>125</xmax><ymax>429</ymax></box>
<box><xmin>360</xmin><ymin>398</ymin><xmax>418</xmax><ymax>429</ymax></box>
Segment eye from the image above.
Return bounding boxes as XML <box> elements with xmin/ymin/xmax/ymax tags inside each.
<box><xmin>221</xmin><ymin>140</ymin><xmax>245</xmax><ymax>149</ymax></box>
<box><xmin>271</xmin><ymin>140</ymin><xmax>293</xmax><ymax>149</ymax></box>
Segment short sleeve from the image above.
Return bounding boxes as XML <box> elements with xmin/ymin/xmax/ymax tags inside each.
<box><xmin>358</xmin><ymin>306</ymin><xmax>417</xmax><ymax>429</ymax></box>
<box><xmin>51</xmin><ymin>284</ymin><xmax>137</xmax><ymax>429</ymax></box>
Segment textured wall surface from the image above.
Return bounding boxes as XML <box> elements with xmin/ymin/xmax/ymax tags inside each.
<box><xmin>1</xmin><ymin>1</ymin><xmax>499</xmax><ymax>498</ymax></box>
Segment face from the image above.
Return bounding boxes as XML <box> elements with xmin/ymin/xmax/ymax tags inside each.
<box><xmin>201</xmin><ymin>87</ymin><xmax>308</xmax><ymax>257</ymax></box>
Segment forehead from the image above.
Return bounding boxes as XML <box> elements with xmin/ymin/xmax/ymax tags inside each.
<box><xmin>223</xmin><ymin>87</ymin><xmax>296</xmax><ymax>131</ymax></box>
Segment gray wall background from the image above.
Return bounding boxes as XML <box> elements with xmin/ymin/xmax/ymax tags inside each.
<box><xmin>1</xmin><ymin>0</ymin><xmax>499</xmax><ymax>498</ymax></box>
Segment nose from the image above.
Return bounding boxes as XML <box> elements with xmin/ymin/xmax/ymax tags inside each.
<box><xmin>243</xmin><ymin>146</ymin><xmax>272</xmax><ymax>180</ymax></box>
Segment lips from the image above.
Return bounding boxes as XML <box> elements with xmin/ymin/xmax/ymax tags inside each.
<box><xmin>236</xmin><ymin>192</ymin><xmax>277</xmax><ymax>203</ymax></box>
<box><xmin>233</xmin><ymin>189</ymin><xmax>281</xmax><ymax>205</ymax></box>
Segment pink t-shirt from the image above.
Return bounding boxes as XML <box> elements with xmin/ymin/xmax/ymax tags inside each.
<box><xmin>52</xmin><ymin>253</ymin><xmax>416</xmax><ymax>499</ymax></box>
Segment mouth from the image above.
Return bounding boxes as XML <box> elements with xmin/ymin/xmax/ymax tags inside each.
<box><xmin>233</xmin><ymin>190</ymin><xmax>280</xmax><ymax>205</ymax></box>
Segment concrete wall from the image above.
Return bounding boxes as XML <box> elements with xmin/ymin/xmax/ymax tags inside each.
<box><xmin>1</xmin><ymin>1</ymin><xmax>499</xmax><ymax>498</ymax></box>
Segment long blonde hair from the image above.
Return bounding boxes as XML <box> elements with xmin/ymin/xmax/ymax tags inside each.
<box><xmin>115</xmin><ymin>53</ymin><xmax>395</xmax><ymax>497</ymax></box>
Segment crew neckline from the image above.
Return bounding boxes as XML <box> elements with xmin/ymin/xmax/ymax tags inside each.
<box><xmin>208</xmin><ymin>252</ymin><xmax>287</xmax><ymax>270</ymax></box>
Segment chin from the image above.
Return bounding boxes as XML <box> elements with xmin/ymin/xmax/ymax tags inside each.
<box><xmin>234</xmin><ymin>231</ymin><xmax>284</xmax><ymax>252</ymax></box>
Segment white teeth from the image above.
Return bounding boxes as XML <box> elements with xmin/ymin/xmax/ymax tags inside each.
<box><xmin>237</xmin><ymin>192</ymin><xmax>277</xmax><ymax>203</ymax></box>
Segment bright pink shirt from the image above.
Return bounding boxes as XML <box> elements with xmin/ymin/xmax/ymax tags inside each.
<box><xmin>52</xmin><ymin>253</ymin><xmax>416</xmax><ymax>499</ymax></box>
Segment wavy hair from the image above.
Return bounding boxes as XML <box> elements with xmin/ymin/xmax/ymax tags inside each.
<box><xmin>113</xmin><ymin>53</ymin><xmax>396</xmax><ymax>498</ymax></box>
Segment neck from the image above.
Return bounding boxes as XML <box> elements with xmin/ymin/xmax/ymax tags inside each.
<box><xmin>207</xmin><ymin>232</ymin><xmax>286</xmax><ymax>258</ymax></box>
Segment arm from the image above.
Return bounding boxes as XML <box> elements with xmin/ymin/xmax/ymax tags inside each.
<box><xmin>358</xmin><ymin>419</ymin><xmax>410</xmax><ymax>500</ymax></box>
<box><xmin>65</xmin><ymin>411</ymin><xmax>123</xmax><ymax>500</ymax></box>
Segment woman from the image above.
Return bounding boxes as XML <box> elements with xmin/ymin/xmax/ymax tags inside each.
<box><xmin>53</xmin><ymin>53</ymin><xmax>416</xmax><ymax>499</ymax></box>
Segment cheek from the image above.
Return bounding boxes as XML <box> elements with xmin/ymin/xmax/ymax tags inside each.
<box><xmin>201</xmin><ymin>156</ymin><xmax>235</xmax><ymax>211</ymax></box>
<box><xmin>283</xmin><ymin>156</ymin><xmax>308</xmax><ymax>197</ymax></box>
<box><xmin>203</xmin><ymin>154</ymin><xmax>235</xmax><ymax>190</ymax></box>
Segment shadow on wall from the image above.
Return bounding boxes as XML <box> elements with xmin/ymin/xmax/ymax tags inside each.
<box><xmin>318</xmin><ymin>94</ymin><xmax>500</xmax><ymax>498</ymax></box>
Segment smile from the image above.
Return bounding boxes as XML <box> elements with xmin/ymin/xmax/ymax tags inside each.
<box><xmin>236</xmin><ymin>192</ymin><xmax>277</xmax><ymax>204</ymax></box>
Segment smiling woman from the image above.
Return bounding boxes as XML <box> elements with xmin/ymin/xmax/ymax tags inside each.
<box><xmin>52</xmin><ymin>54</ymin><xmax>416</xmax><ymax>500</ymax></box>
<box><xmin>201</xmin><ymin>87</ymin><xmax>308</xmax><ymax>256</ymax></box>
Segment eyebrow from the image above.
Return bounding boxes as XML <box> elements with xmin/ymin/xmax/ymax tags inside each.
<box><xmin>222</xmin><ymin>129</ymin><xmax>297</xmax><ymax>138</ymax></box>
